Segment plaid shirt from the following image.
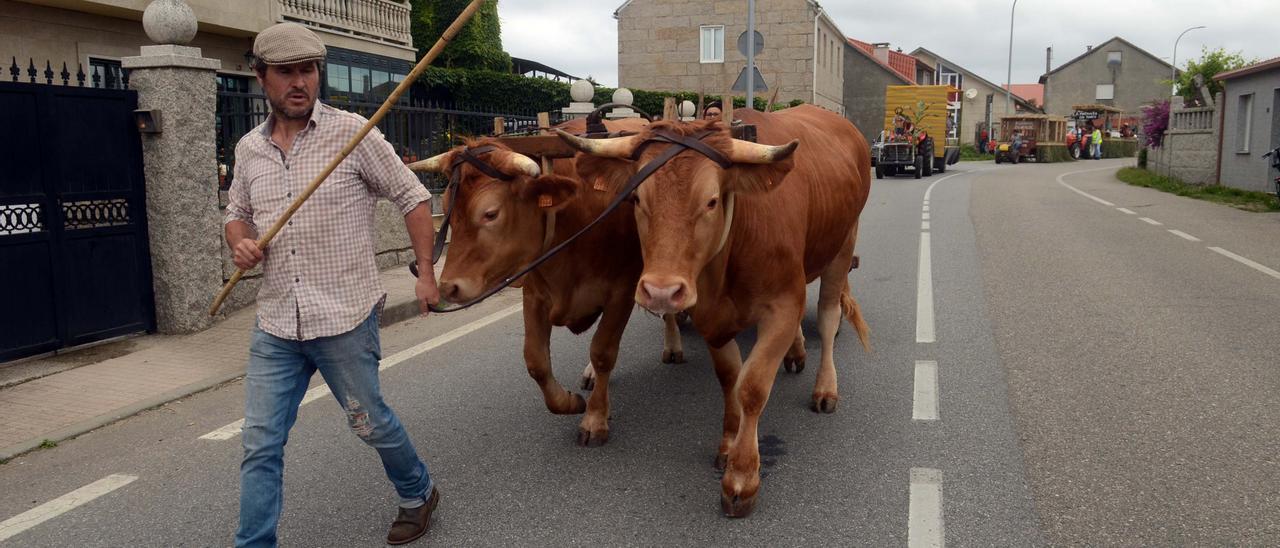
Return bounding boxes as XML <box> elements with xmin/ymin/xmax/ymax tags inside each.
<box><xmin>225</xmin><ymin>102</ymin><xmax>431</xmax><ymax>341</ymax></box>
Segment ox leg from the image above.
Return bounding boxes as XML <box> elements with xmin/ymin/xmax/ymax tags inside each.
<box><xmin>577</xmin><ymin>299</ymin><xmax>632</xmax><ymax>447</ymax></box>
<box><xmin>708</xmin><ymin>340</ymin><xmax>743</xmax><ymax>469</ymax></box>
<box><xmin>811</xmin><ymin>228</ymin><xmax>859</xmax><ymax>414</ymax></box>
<box><xmin>782</xmin><ymin>326</ymin><xmax>806</xmax><ymax>374</ymax></box>
<box><xmin>722</xmin><ymin>305</ymin><xmax>802</xmax><ymax>518</ymax></box>
<box><xmin>522</xmin><ymin>295</ymin><xmax>586</xmax><ymax>415</ymax></box>
<box><xmin>661</xmin><ymin>313</ymin><xmax>687</xmax><ymax>364</ymax></box>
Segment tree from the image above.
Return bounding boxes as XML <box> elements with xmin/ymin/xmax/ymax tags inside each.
<box><xmin>411</xmin><ymin>0</ymin><xmax>512</xmax><ymax>72</ymax></box>
<box><xmin>1175</xmin><ymin>47</ymin><xmax>1254</xmax><ymax>106</ymax></box>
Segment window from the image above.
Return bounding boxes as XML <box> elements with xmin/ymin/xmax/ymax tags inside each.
<box><xmin>217</xmin><ymin>74</ymin><xmax>250</xmax><ymax>93</ymax></box>
<box><xmin>700</xmin><ymin>26</ymin><xmax>724</xmax><ymax>63</ymax></box>
<box><xmin>1237</xmin><ymin>93</ymin><xmax>1254</xmax><ymax>153</ymax></box>
<box><xmin>1096</xmin><ymin>84</ymin><xmax>1115</xmax><ymax>100</ymax></box>
<box><xmin>1107</xmin><ymin>51</ymin><xmax>1122</xmax><ymax>64</ymax></box>
<box><xmin>327</xmin><ymin>62</ymin><xmax>351</xmax><ymax>93</ymax></box>
<box><xmin>350</xmin><ymin>66</ymin><xmax>371</xmax><ymax>95</ymax></box>
<box><xmin>89</xmin><ymin>58</ymin><xmax>127</xmax><ymax>90</ymax></box>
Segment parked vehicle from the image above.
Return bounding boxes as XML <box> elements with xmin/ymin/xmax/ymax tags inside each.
<box><xmin>1265</xmin><ymin>146</ymin><xmax>1280</xmax><ymax>199</ymax></box>
<box><xmin>994</xmin><ymin>115</ymin><xmax>1067</xmax><ymax>163</ymax></box>
<box><xmin>872</xmin><ymin>85</ymin><xmax>961</xmax><ymax>179</ymax></box>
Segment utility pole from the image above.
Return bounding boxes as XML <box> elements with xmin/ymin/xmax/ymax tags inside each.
<box><xmin>1005</xmin><ymin>0</ymin><xmax>1018</xmax><ymax>115</ymax></box>
<box><xmin>746</xmin><ymin>0</ymin><xmax>756</xmax><ymax>110</ymax></box>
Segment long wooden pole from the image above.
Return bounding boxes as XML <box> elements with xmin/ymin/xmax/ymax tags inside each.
<box><xmin>209</xmin><ymin>0</ymin><xmax>486</xmax><ymax>316</ymax></box>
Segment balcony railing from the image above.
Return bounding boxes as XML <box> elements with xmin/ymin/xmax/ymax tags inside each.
<box><xmin>1170</xmin><ymin>106</ymin><xmax>1216</xmax><ymax>132</ymax></box>
<box><xmin>279</xmin><ymin>0</ymin><xmax>413</xmax><ymax>48</ymax></box>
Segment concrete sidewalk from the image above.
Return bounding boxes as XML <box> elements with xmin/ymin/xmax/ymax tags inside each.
<box><xmin>0</xmin><ymin>264</ymin><xmax>439</xmax><ymax>461</ymax></box>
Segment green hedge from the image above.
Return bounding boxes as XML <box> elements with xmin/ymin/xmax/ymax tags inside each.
<box><xmin>1037</xmin><ymin>144</ymin><xmax>1074</xmax><ymax>163</ymax></box>
<box><xmin>413</xmin><ymin>67</ymin><xmax>802</xmax><ymax>117</ymax></box>
<box><xmin>1102</xmin><ymin>139</ymin><xmax>1139</xmax><ymax>159</ymax></box>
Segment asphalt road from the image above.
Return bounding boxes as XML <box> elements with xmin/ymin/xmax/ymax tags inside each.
<box><xmin>1</xmin><ymin>159</ymin><xmax>1277</xmax><ymax>546</ymax></box>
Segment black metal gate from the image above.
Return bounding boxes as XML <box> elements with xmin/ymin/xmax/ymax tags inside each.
<box><xmin>0</xmin><ymin>73</ymin><xmax>155</xmax><ymax>362</ymax></box>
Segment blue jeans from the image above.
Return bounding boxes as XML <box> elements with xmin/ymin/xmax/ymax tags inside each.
<box><xmin>235</xmin><ymin>305</ymin><xmax>431</xmax><ymax>548</ymax></box>
<box><xmin>1092</xmin><ymin>142</ymin><xmax>1103</xmax><ymax>159</ymax></box>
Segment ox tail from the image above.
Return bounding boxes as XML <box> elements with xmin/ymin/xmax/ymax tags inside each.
<box><xmin>840</xmin><ymin>282</ymin><xmax>872</xmax><ymax>353</ymax></box>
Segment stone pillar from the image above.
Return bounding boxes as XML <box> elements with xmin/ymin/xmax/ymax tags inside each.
<box><xmin>560</xmin><ymin>80</ymin><xmax>597</xmax><ymax>120</ymax></box>
<box><xmin>122</xmin><ymin>0</ymin><xmax>223</xmax><ymax>333</ymax></box>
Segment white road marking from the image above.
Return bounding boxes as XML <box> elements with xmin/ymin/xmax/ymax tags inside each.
<box><xmin>922</xmin><ymin>212</ymin><xmax>931</xmax><ymax>220</ymax></box>
<box><xmin>1168</xmin><ymin>229</ymin><xmax>1202</xmax><ymax>242</ymax></box>
<box><xmin>0</xmin><ymin>474</ymin><xmax>138</xmax><ymax>542</ymax></box>
<box><xmin>1209</xmin><ymin>247</ymin><xmax>1280</xmax><ymax>281</ymax></box>
<box><xmin>1116</xmin><ymin>207</ymin><xmax>1136</xmax><ymax>214</ymax></box>
<box><xmin>913</xmin><ymin>361</ymin><xmax>939</xmax><ymax>421</ymax></box>
<box><xmin>922</xmin><ymin>221</ymin><xmax>930</xmax><ymax>230</ymax></box>
<box><xmin>916</xmin><ymin>232</ymin><xmax>935</xmax><ymax>344</ymax></box>
<box><xmin>1139</xmin><ymin>217</ymin><xmax>1163</xmax><ymax>226</ymax></box>
<box><xmin>199</xmin><ymin>304</ymin><xmax>524</xmax><ymax>441</ymax></box>
<box><xmin>909</xmin><ymin>468</ymin><xmax>945</xmax><ymax>548</ymax></box>
<box><xmin>1056</xmin><ymin>166</ymin><xmax>1122</xmax><ymax>207</ymax></box>
<box><xmin>922</xmin><ymin>205</ymin><xmax>930</xmax><ymax>212</ymax></box>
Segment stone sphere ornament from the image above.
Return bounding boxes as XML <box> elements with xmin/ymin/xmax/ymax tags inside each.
<box><xmin>570</xmin><ymin>80</ymin><xmax>595</xmax><ymax>103</ymax></box>
<box><xmin>612</xmin><ymin>88</ymin><xmax>634</xmax><ymax>106</ymax></box>
<box><xmin>679</xmin><ymin>100</ymin><xmax>696</xmax><ymax>117</ymax></box>
<box><xmin>143</xmin><ymin>0</ymin><xmax>198</xmax><ymax>45</ymax></box>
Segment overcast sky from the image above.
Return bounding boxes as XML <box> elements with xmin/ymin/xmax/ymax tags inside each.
<box><xmin>499</xmin><ymin>0</ymin><xmax>1279</xmax><ymax>88</ymax></box>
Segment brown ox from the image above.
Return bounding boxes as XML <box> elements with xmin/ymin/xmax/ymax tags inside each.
<box><xmin>559</xmin><ymin>104</ymin><xmax>872</xmax><ymax>517</ymax></box>
<box><xmin>409</xmin><ymin>117</ymin><xmax>685</xmax><ymax>447</ymax></box>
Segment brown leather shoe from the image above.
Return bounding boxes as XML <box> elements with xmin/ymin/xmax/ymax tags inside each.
<box><xmin>386</xmin><ymin>487</ymin><xmax>439</xmax><ymax>545</ymax></box>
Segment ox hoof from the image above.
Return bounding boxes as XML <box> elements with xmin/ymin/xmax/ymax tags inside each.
<box><xmin>783</xmin><ymin>357</ymin><xmax>806</xmax><ymax>374</ymax></box>
<box><xmin>576</xmin><ymin>427</ymin><xmax>610</xmax><ymax>448</ymax></box>
<box><xmin>713</xmin><ymin>453</ymin><xmax>728</xmax><ymax>470</ymax></box>
<box><xmin>720</xmin><ymin>491</ymin><xmax>758</xmax><ymax>518</ymax></box>
<box><xmin>662</xmin><ymin>349</ymin><xmax>686</xmax><ymax>364</ymax></box>
<box><xmin>810</xmin><ymin>394</ymin><xmax>839</xmax><ymax>414</ymax></box>
<box><xmin>579</xmin><ymin>374</ymin><xmax>595</xmax><ymax>391</ymax></box>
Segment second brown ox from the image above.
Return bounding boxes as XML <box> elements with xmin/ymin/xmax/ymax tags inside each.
<box><xmin>559</xmin><ymin>104</ymin><xmax>872</xmax><ymax>517</ymax></box>
<box><xmin>408</xmin><ymin>117</ymin><xmax>685</xmax><ymax>447</ymax></box>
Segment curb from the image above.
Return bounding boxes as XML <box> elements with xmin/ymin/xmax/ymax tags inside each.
<box><xmin>0</xmin><ymin>295</ymin><xmax>423</xmax><ymax>463</ymax></box>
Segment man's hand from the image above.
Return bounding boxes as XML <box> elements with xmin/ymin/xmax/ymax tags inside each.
<box><xmin>232</xmin><ymin>238</ymin><xmax>265</xmax><ymax>270</ymax></box>
<box><xmin>415</xmin><ymin>274</ymin><xmax>440</xmax><ymax>315</ymax></box>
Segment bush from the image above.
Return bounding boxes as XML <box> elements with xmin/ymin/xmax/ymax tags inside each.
<box><xmin>1137</xmin><ymin>148</ymin><xmax>1148</xmax><ymax>169</ymax></box>
<box><xmin>1141</xmin><ymin>100</ymin><xmax>1170</xmax><ymax>148</ymax></box>
<box><xmin>958</xmin><ymin>144</ymin><xmax>993</xmax><ymax>161</ymax></box>
<box><xmin>1102</xmin><ymin>139</ymin><xmax>1138</xmax><ymax>158</ymax></box>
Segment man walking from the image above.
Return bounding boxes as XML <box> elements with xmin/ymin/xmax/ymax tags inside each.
<box><xmin>1091</xmin><ymin>124</ymin><xmax>1104</xmax><ymax>160</ymax></box>
<box><xmin>224</xmin><ymin>23</ymin><xmax>441</xmax><ymax>547</ymax></box>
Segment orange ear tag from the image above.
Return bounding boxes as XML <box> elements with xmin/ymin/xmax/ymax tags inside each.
<box><xmin>593</xmin><ymin>177</ymin><xmax>608</xmax><ymax>192</ymax></box>
<box><xmin>538</xmin><ymin>194</ymin><xmax>554</xmax><ymax>208</ymax></box>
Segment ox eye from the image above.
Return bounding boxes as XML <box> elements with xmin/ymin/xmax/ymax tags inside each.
<box><xmin>706</xmin><ymin>197</ymin><xmax>719</xmax><ymax>210</ymax></box>
<box><xmin>482</xmin><ymin>209</ymin><xmax>499</xmax><ymax>222</ymax></box>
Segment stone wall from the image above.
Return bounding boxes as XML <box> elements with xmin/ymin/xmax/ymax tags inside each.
<box><xmin>1148</xmin><ymin>100</ymin><xmax>1221</xmax><ymax>186</ymax></box>
<box><xmin>616</xmin><ymin>0</ymin><xmax>837</xmax><ymax>110</ymax></box>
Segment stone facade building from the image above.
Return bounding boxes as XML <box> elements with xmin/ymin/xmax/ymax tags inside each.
<box><xmin>1040</xmin><ymin>37</ymin><xmax>1174</xmax><ymax>118</ymax></box>
<box><xmin>910</xmin><ymin>47</ymin><xmax>1040</xmax><ymax>146</ymax></box>
<box><xmin>1216</xmin><ymin>58</ymin><xmax>1280</xmax><ymax>194</ymax></box>
<box><xmin>1</xmin><ymin>0</ymin><xmax>419</xmax><ymax>336</ymax></box>
<box><xmin>614</xmin><ymin>0</ymin><xmax>846</xmax><ymax>114</ymax></box>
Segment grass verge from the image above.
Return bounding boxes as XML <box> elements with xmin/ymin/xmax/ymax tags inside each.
<box><xmin>1116</xmin><ymin>167</ymin><xmax>1280</xmax><ymax>212</ymax></box>
<box><xmin>959</xmin><ymin>144</ymin><xmax>994</xmax><ymax>162</ymax></box>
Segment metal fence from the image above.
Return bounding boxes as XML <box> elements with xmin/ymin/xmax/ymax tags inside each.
<box><xmin>215</xmin><ymin>91</ymin><xmax>545</xmax><ymax>193</ymax></box>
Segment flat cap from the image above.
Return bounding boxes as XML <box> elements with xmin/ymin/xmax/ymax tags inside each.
<box><xmin>253</xmin><ymin>22</ymin><xmax>326</xmax><ymax>65</ymax></box>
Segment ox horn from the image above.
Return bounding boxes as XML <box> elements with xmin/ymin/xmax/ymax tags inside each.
<box><xmin>407</xmin><ymin>151</ymin><xmax>449</xmax><ymax>173</ymax></box>
<box><xmin>729</xmin><ymin>139</ymin><xmax>800</xmax><ymax>164</ymax></box>
<box><xmin>555</xmin><ymin>129</ymin><xmax>640</xmax><ymax>159</ymax></box>
<box><xmin>503</xmin><ymin>150</ymin><xmax>542</xmax><ymax>177</ymax></box>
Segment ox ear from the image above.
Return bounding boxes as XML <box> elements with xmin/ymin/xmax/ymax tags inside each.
<box><xmin>517</xmin><ymin>174</ymin><xmax>580</xmax><ymax>213</ymax></box>
<box><xmin>724</xmin><ymin>155</ymin><xmax>797</xmax><ymax>195</ymax></box>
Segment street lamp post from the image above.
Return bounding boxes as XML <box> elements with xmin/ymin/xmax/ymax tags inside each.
<box><xmin>1005</xmin><ymin>0</ymin><xmax>1018</xmax><ymax>115</ymax></box>
<box><xmin>1172</xmin><ymin>25</ymin><xmax>1206</xmax><ymax>98</ymax></box>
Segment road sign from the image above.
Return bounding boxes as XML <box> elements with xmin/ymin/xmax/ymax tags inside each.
<box><xmin>732</xmin><ymin>66</ymin><xmax>768</xmax><ymax>93</ymax></box>
<box><xmin>737</xmin><ymin>30</ymin><xmax>764</xmax><ymax>57</ymax></box>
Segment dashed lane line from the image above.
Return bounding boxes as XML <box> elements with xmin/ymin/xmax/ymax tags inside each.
<box><xmin>908</xmin><ymin>468</ymin><xmax>945</xmax><ymax>548</ymax></box>
<box><xmin>1168</xmin><ymin>230</ymin><xmax>1202</xmax><ymax>242</ymax></box>
<box><xmin>912</xmin><ymin>361</ymin><xmax>939</xmax><ymax>421</ymax></box>
<box><xmin>0</xmin><ymin>474</ymin><xmax>138</xmax><ymax>542</ymax></box>
<box><xmin>199</xmin><ymin>304</ymin><xmax>524</xmax><ymax>441</ymax></box>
